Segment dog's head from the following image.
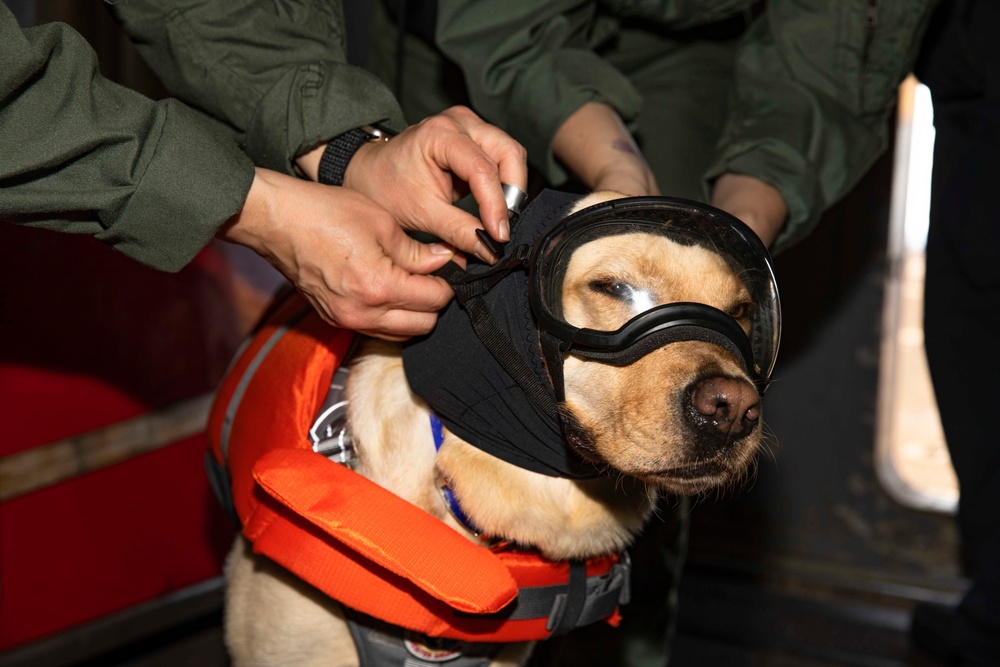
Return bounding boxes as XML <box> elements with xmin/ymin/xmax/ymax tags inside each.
<box><xmin>405</xmin><ymin>189</ymin><xmax>777</xmax><ymax>496</ymax></box>
<box><xmin>553</xmin><ymin>193</ymin><xmax>769</xmax><ymax>495</ymax></box>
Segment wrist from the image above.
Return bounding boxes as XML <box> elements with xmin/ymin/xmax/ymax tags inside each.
<box><xmin>553</xmin><ymin>102</ymin><xmax>641</xmax><ymax>189</ymax></box>
<box><xmin>295</xmin><ymin>144</ymin><xmax>326</xmax><ymax>181</ymax></box>
<box><xmin>317</xmin><ymin>125</ymin><xmax>393</xmax><ymax>186</ymax></box>
<box><xmin>219</xmin><ymin>167</ymin><xmax>276</xmax><ymax>251</ymax></box>
<box><xmin>711</xmin><ymin>173</ymin><xmax>787</xmax><ymax>249</ymax></box>
<box><xmin>591</xmin><ymin>156</ymin><xmax>658</xmax><ymax>196</ymax></box>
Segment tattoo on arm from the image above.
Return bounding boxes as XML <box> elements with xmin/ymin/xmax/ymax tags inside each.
<box><xmin>612</xmin><ymin>138</ymin><xmax>640</xmax><ymax>156</ymax></box>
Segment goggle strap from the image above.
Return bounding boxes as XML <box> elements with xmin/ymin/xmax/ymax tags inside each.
<box><xmin>432</xmin><ymin>246</ymin><xmax>531</xmax><ymax>293</ymax></box>
<box><xmin>540</xmin><ymin>329</ymin><xmax>567</xmax><ymax>403</ymax></box>
<box><xmin>456</xmin><ymin>293</ymin><xmax>562</xmax><ymax>422</ymax></box>
<box><xmin>432</xmin><ymin>249</ymin><xmax>560</xmax><ymax>420</ymax></box>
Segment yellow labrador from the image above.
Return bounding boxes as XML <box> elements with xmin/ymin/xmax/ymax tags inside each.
<box><xmin>223</xmin><ymin>192</ymin><xmax>770</xmax><ymax>666</ymax></box>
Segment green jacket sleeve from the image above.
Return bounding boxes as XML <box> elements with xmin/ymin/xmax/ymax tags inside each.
<box><xmin>106</xmin><ymin>0</ymin><xmax>407</xmax><ymax>174</ymax></box>
<box><xmin>704</xmin><ymin>0</ymin><xmax>939</xmax><ymax>251</ymax></box>
<box><xmin>436</xmin><ymin>0</ymin><xmax>644</xmax><ymax>184</ymax></box>
<box><xmin>0</xmin><ymin>5</ymin><xmax>254</xmax><ymax>271</ymax></box>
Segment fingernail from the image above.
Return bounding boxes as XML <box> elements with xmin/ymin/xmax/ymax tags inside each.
<box><xmin>498</xmin><ymin>217</ymin><xmax>510</xmax><ymax>242</ymax></box>
<box><xmin>473</xmin><ymin>240</ymin><xmax>496</xmax><ymax>264</ymax></box>
<box><xmin>430</xmin><ymin>243</ymin><xmax>455</xmax><ymax>256</ymax></box>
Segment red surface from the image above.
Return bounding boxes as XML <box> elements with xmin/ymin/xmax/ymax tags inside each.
<box><xmin>0</xmin><ymin>365</ymin><xmax>146</xmax><ymax>456</ymax></box>
<box><xmin>0</xmin><ymin>434</ymin><xmax>235</xmax><ymax>649</ymax></box>
<box><xmin>0</xmin><ymin>224</ymin><xmax>276</xmax><ymax>650</ymax></box>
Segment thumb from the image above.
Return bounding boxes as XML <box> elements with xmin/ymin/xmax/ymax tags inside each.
<box><xmin>382</xmin><ymin>223</ymin><xmax>458</xmax><ymax>275</ymax></box>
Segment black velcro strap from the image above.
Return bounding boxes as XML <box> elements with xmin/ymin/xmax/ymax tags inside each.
<box><xmin>548</xmin><ymin>560</ymin><xmax>588</xmax><ymax>636</ymax></box>
<box><xmin>432</xmin><ymin>260</ymin><xmax>471</xmax><ymax>288</ymax></box>
<box><xmin>431</xmin><ymin>244</ymin><xmax>530</xmax><ymax>294</ymax></box>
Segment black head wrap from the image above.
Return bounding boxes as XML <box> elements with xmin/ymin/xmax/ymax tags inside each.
<box><xmin>402</xmin><ymin>190</ymin><xmax>599</xmax><ymax>479</ymax></box>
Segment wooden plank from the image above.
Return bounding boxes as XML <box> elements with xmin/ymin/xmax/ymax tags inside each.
<box><xmin>0</xmin><ymin>394</ymin><xmax>212</xmax><ymax>501</ymax></box>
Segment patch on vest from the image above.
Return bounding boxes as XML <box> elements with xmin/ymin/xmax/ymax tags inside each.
<box><xmin>403</xmin><ymin>633</ymin><xmax>462</xmax><ymax>661</ymax></box>
<box><xmin>345</xmin><ymin>610</ymin><xmax>503</xmax><ymax>667</ymax></box>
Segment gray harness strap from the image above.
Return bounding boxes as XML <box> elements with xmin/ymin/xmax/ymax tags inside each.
<box><xmin>544</xmin><ymin>553</ymin><xmax>631</xmax><ymax>632</ymax></box>
<box><xmin>346</xmin><ymin>611</ymin><xmax>502</xmax><ymax>667</ymax></box>
<box><xmin>343</xmin><ymin>554</ymin><xmax>633</xmax><ymax>666</ymax></box>
<box><xmin>457</xmin><ymin>553</ymin><xmax>631</xmax><ymax>631</ymax></box>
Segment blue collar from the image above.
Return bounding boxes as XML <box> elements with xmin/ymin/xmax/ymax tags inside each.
<box><xmin>430</xmin><ymin>414</ymin><xmax>486</xmax><ymax>539</ymax></box>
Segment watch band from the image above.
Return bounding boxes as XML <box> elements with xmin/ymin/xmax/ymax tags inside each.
<box><xmin>317</xmin><ymin>125</ymin><xmax>392</xmax><ymax>186</ymax></box>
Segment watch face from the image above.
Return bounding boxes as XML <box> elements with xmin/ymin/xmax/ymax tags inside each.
<box><xmin>360</xmin><ymin>124</ymin><xmax>393</xmax><ymax>142</ymax></box>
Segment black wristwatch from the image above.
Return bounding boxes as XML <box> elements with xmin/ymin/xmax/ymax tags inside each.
<box><xmin>317</xmin><ymin>124</ymin><xmax>393</xmax><ymax>186</ymax></box>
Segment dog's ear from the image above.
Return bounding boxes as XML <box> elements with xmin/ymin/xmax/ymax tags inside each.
<box><xmin>568</xmin><ymin>190</ymin><xmax>628</xmax><ymax>215</ymax></box>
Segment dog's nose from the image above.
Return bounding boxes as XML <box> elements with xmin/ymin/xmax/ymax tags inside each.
<box><xmin>686</xmin><ymin>376</ymin><xmax>760</xmax><ymax>442</ymax></box>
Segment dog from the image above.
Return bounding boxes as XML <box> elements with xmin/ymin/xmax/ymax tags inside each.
<box><xmin>220</xmin><ymin>191</ymin><xmax>768</xmax><ymax>666</ymax></box>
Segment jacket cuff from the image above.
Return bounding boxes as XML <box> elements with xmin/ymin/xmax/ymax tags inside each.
<box><xmin>703</xmin><ymin>139</ymin><xmax>819</xmax><ymax>255</ymax></box>
<box><xmin>244</xmin><ymin>61</ymin><xmax>406</xmax><ymax>174</ymax></box>
<box><xmin>97</xmin><ymin>100</ymin><xmax>255</xmax><ymax>272</ymax></box>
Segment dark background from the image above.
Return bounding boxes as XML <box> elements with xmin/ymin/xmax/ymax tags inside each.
<box><xmin>2</xmin><ymin>2</ymin><xmax>963</xmax><ymax>665</ymax></box>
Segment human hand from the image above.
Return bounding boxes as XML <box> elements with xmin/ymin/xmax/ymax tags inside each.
<box><xmin>553</xmin><ymin>102</ymin><xmax>660</xmax><ymax>196</ymax></box>
<box><xmin>219</xmin><ymin>168</ymin><xmax>456</xmax><ymax>340</ymax></box>
<box><xmin>710</xmin><ymin>173</ymin><xmax>788</xmax><ymax>249</ymax></box>
<box><xmin>299</xmin><ymin>106</ymin><xmax>527</xmax><ymax>264</ymax></box>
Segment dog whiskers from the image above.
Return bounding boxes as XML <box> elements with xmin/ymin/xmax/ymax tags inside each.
<box><xmin>758</xmin><ymin>421</ymin><xmax>780</xmax><ymax>463</ymax></box>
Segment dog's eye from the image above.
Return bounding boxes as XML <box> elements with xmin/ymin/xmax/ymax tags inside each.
<box><xmin>590</xmin><ymin>280</ymin><xmax>656</xmax><ymax>313</ymax></box>
<box><xmin>591</xmin><ymin>280</ymin><xmax>633</xmax><ymax>300</ymax></box>
<box><xmin>728</xmin><ymin>302</ymin><xmax>753</xmax><ymax>320</ymax></box>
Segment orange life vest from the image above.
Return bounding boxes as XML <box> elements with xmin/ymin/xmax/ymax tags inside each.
<box><xmin>205</xmin><ymin>291</ymin><xmax>629</xmax><ymax>643</ymax></box>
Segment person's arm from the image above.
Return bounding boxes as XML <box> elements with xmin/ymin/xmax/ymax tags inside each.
<box><xmin>552</xmin><ymin>102</ymin><xmax>660</xmax><ymax>196</ymax></box>
<box><xmin>110</xmin><ymin>0</ymin><xmax>525</xmax><ymax>257</ymax></box>
<box><xmin>0</xmin><ymin>7</ymin><xmax>455</xmax><ymax>339</ymax></box>
<box><xmin>0</xmin><ymin>5</ymin><xmax>253</xmax><ymax>271</ymax></box>
<box><xmin>704</xmin><ymin>0</ymin><xmax>940</xmax><ymax>251</ymax></box>
<box><xmin>107</xmin><ymin>0</ymin><xmax>407</xmax><ymax>176</ymax></box>
<box><xmin>436</xmin><ymin>0</ymin><xmax>644</xmax><ymax>186</ymax></box>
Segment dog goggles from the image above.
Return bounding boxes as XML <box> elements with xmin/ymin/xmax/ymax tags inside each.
<box><xmin>428</xmin><ymin>190</ymin><xmax>781</xmax><ymax>462</ymax></box>
<box><xmin>528</xmin><ymin>196</ymin><xmax>781</xmax><ymax>389</ymax></box>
